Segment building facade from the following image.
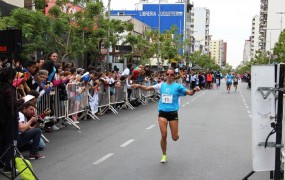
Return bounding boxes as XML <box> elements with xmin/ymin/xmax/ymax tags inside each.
<box><xmin>209</xmin><ymin>40</ymin><xmax>220</xmax><ymax>65</ymax></box>
<box><xmin>209</xmin><ymin>39</ymin><xmax>227</xmax><ymax>67</ymax></box>
<box><xmin>222</xmin><ymin>42</ymin><xmax>227</xmax><ymax>66</ymax></box>
<box><xmin>1</xmin><ymin>0</ymin><xmax>24</xmax><ymax>7</ymax></box>
<box><xmin>192</xmin><ymin>7</ymin><xmax>210</xmax><ymax>55</ymax></box>
<box><xmin>110</xmin><ymin>1</ymin><xmax>193</xmax><ymax>66</ymax></box>
<box><xmin>243</xmin><ymin>39</ymin><xmax>251</xmax><ymax>64</ymax></box>
<box><xmin>108</xmin><ymin>16</ymin><xmax>151</xmax><ymax>64</ymax></box>
<box><xmin>250</xmin><ymin>15</ymin><xmax>260</xmax><ymax>59</ymax></box>
<box><xmin>259</xmin><ymin>0</ymin><xmax>285</xmax><ymax>53</ymax></box>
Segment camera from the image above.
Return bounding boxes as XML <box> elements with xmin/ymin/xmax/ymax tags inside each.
<box><xmin>44</xmin><ymin>108</ymin><xmax>51</xmax><ymax>115</ymax></box>
<box><xmin>37</xmin><ymin>118</ymin><xmax>45</xmax><ymax>124</ymax></box>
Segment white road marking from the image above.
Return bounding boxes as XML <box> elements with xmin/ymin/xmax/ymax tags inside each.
<box><xmin>182</xmin><ymin>102</ymin><xmax>190</xmax><ymax>106</ymax></box>
<box><xmin>245</xmin><ymin>106</ymin><xmax>249</xmax><ymax>109</ymax></box>
<box><xmin>190</xmin><ymin>91</ymin><xmax>205</xmax><ymax>102</ymax></box>
<box><xmin>93</xmin><ymin>153</ymin><xmax>114</xmax><ymax>165</ymax></box>
<box><xmin>146</xmin><ymin>125</ymin><xmax>155</xmax><ymax>130</ymax></box>
<box><xmin>247</xmin><ymin>110</ymin><xmax>251</xmax><ymax>114</ymax></box>
<box><xmin>197</xmin><ymin>91</ymin><xmax>206</xmax><ymax>97</ymax></box>
<box><xmin>120</xmin><ymin>139</ymin><xmax>135</xmax><ymax>147</ymax></box>
<box><xmin>249</xmin><ymin>115</ymin><xmax>252</xmax><ymax>118</ymax></box>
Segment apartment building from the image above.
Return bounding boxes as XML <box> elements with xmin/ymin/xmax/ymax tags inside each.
<box><xmin>192</xmin><ymin>7</ymin><xmax>210</xmax><ymax>55</ymax></box>
<box><xmin>243</xmin><ymin>39</ymin><xmax>251</xmax><ymax>63</ymax></box>
<box><xmin>209</xmin><ymin>39</ymin><xmax>227</xmax><ymax>67</ymax></box>
<box><xmin>250</xmin><ymin>15</ymin><xmax>260</xmax><ymax>59</ymax></box>
<box><xmin>259</xmin><ymin>0</ymin><xmax>285</xmax><ymax>53</ymax></box>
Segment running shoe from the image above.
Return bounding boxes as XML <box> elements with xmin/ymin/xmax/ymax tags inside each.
<box><xmin>29</xmin><ymin>153</ymin><xmax>45</xmax><ymax>160</ymax></box>
<box><xmin>160</xmin><ymin>155</ymin><xmax>167</xmax><ymax>163</ymax></box>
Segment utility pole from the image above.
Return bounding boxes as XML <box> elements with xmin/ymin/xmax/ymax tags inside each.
<box><xmin>276</xmin><ymin>12</ymin><xmax>285</xmax><ymax>33</ymax></box>
<box><xmin>107</xmin><ymin>0</ymin><xmax>111</xmax><ymax>71</ymax></box>
<box><xmin>157</xmin><ymin>0</ymin><xmax>161</xmax><ymax>70</ymax></box>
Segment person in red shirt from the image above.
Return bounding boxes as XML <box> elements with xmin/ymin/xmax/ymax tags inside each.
<box><xmin>206</xmin><ymin>72</ymin><xmax>213</xmax><ymax>89</ymax></box>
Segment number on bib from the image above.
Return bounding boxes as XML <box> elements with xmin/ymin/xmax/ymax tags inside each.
<box><xmin>161</xmin><ymin>94</ymin><xmax>173</xmax><ymax>103</ymax></box>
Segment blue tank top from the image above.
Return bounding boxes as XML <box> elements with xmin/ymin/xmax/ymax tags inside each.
<box><xmin>158</xmin><ymin>82</ymin><xmax>187</xmax><ymax>112</ymax></box>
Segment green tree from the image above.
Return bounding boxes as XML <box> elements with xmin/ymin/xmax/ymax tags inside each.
<box><xmin>160</xmin><ymin>25</ymin><xmax>183</xmax><ymax>63</ymax></box>
<box><xmin>0</xmin><ymin>1</ymin><xmax>108</xmax><ymax>63</ymax></box>
<box><xmin>273</xmin><ymin>29</ymin><xmax>285</xmax><ymax>63</ymax></box>
<box><xmin>0</xmin><ymin>8</ymin><xmax>51</xmax><ymax>60</ymax></box>
<box><xmin>189</xmin><ymin>50</ymin><xmax>220</xmax><ymax>71</ymax></box>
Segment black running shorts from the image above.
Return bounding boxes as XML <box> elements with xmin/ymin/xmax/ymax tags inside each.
<box><xmin>158</xmin><ymin>111</ymin><xmax>178</xmax><ymax>121</ymax></box>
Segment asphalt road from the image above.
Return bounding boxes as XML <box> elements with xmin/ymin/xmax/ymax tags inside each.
<box><xmin>14</xmin><ymin>81</ymin><xmax>271</xmax><ymax>180</ymax></box>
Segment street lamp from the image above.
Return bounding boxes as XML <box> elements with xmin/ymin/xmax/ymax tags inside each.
<box><xmin>157</xmin><ymin>0</ymin><xmax>161</xmax><ymax>70</ymax></box>
<box><xmin>263</xmin><ymin>28</ymin><xmax>280</xmax><ymax>64</ymax></box>
<box><xmin>276</xmin><ymin>12</ymin><xmax>285</xmax><ymax>33</ymax></box>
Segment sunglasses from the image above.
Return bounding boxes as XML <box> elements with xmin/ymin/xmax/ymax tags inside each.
<box><xmin>166</xmin><ymin>73</ymin><xmax>175</xmax><ymax>77</ymax></box>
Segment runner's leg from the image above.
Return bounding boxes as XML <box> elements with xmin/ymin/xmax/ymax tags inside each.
<box><xmin>169</xmin><ymin>120</ymin><xmax>179</xmax><ymax>141</ymax></box>
<box><xmin>158</xmin><ymin>117</ymin><xmax>168</xmax><ymax>155</ymax></box>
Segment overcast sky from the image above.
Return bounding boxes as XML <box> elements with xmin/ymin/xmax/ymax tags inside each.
<box><xmin>102</xmin><ymin>0</ymin><xmax>260</xmax><ymax>68</ymax></box>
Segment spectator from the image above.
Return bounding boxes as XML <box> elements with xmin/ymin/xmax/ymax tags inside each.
<box><xmin>23</xmin><ymin>60</ymin><xmax>37</xmax><ymax>94</ymax></box>
<box><xmin>144</xmin><ymin>64</ymin><xmax>152</xmax><ymax>77</ymax></box>
<box><xmin>30</xmin><ymin>70</ymin><xmax>52</xmax><ymax>98</ymax></box>
<box><xmin>206</xmin><ymin>71</ymin><xmax>212</xmax><ymax>89</ymax></box>
<box><xmin>27</xmin><ymin>90</ymin><xmax>59</xmax><ymax>132</ymax></box>
<box><xmin>42</xmin><ymin>52</ymin><xmax>58</xmax><ymax>82</ymax></box>
<box><xmin>69</xmin><ymin>67</ymin><xmax>82</xmax><ymax>123</ymax></box>
<box><xmin>36</xmin><ymin>57</ymin><xmax>45</xmax><ymax>71</ymax></box>
<box><xmin>107</xmin><ymin>71</ymin><xmax>116</xmax><ymax>103</ymax></box>
<box><xmin>0</xmin><ymin>67</ymin><xmax>24</xmax><ymax>172</ymax></box>
<box><xmin>18</xmin><ymin>101</ymin><xmax>45</xmax><ymax>160</ymax></box>
<box><xmin>87</xmin><ymin>71</ymin><xmax>102</xmax><ymax>116</ymax></box>
<box><xmin>121</xmin><ymin>63</ymin><xmax>133</xmax><ymax>100</ymax></box>
<box><xmin>122</xmin><ymin>63</ymin><xmax>132</xmax><ymax>77</ymax></box>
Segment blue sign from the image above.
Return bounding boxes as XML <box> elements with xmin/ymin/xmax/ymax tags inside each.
<box><xmin>111</xmin><ymin>4</ymin><xmax>185</xmax><ymax>35</ymax></box>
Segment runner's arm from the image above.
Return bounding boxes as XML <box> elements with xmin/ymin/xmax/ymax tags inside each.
<box><xmin>132</xmin><ymin>84</ymin><xmax>154</xmax><ymax>91</ymax></box>
<box><xmin>185</xmin><ymin>86</ymin><xmax>200</xmax><ymax>96</ymax></box>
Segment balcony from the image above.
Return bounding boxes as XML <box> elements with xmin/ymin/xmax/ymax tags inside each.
<box><xmin>259</xmin><ymin>36</ymin><xmax>265</xmax><ymax>40</ymax></box>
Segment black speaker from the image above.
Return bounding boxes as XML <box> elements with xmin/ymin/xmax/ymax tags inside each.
<box><xmin>0</xmin><ymin>29</ymin><xmax>22</xmax><ymax>54</ymax></box>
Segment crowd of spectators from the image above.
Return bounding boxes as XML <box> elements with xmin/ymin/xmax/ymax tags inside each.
<box><xmin>1</xmin><ymin>53</ymin><xmax>237</xmax><ymax>172</ymax></box>
<box><xmin>0</xmin><ymin>53</ymin><xmax>171</xmax><ymax>167</ymax></box>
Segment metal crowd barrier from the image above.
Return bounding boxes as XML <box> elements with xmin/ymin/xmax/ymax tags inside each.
<box><xmin>65</xmin><ymin>83</ymin><xmax>84</xmax><ymax>129</ymax></box>
<box><xmin>97</xmin><ymin>83</ymin><xmax>118</xmax><ymax>114</ymax></box>
<box><xmin>36</xmin><ymin>79</ymin><xmax>169</xmax><ymax>131</ymax></box>
<box><xmin>140</xmin><ymin>81</ymin><xmax>158</xmax><ymax>104</ymax></box>
<box><xmin>112</xmin><ymin>81</ymin><xmax>125</xmax><ymax>108</ymax></box>
<box><xmin>37</xmin><ymin>88</ymin><xmax>66</xmax><ymax>120</ymax></box>
<box><xmin>123</xmin><ymin>80</ymin><xmax>135</xmax><ymax>110</ymax></box>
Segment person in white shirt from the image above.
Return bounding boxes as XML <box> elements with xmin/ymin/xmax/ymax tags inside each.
<box><xmin>121</xmin><ymin>63</ymin><xmax>132</xmax><ymax>77</ymax></box>
<box><xmin>18</xmin><ymin>102</ymin><xmax>45</xmax><ymax>160</ymax></box>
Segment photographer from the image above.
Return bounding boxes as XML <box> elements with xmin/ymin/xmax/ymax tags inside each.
<box><xmin>0</xmin><ymin>67</ymin><xmax>24</xmax><ymax>172</ymax></box>
<box><xmin>18</xmin><ymin>101</ymin><xmax>45</xmax><ymax>160</ymax></box>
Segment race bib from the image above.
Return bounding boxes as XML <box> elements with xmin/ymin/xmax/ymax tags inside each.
<box><xmin>161</xmin><ymin>94</ymin><xmax>173</xmax><ymax>103</ymax></box>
